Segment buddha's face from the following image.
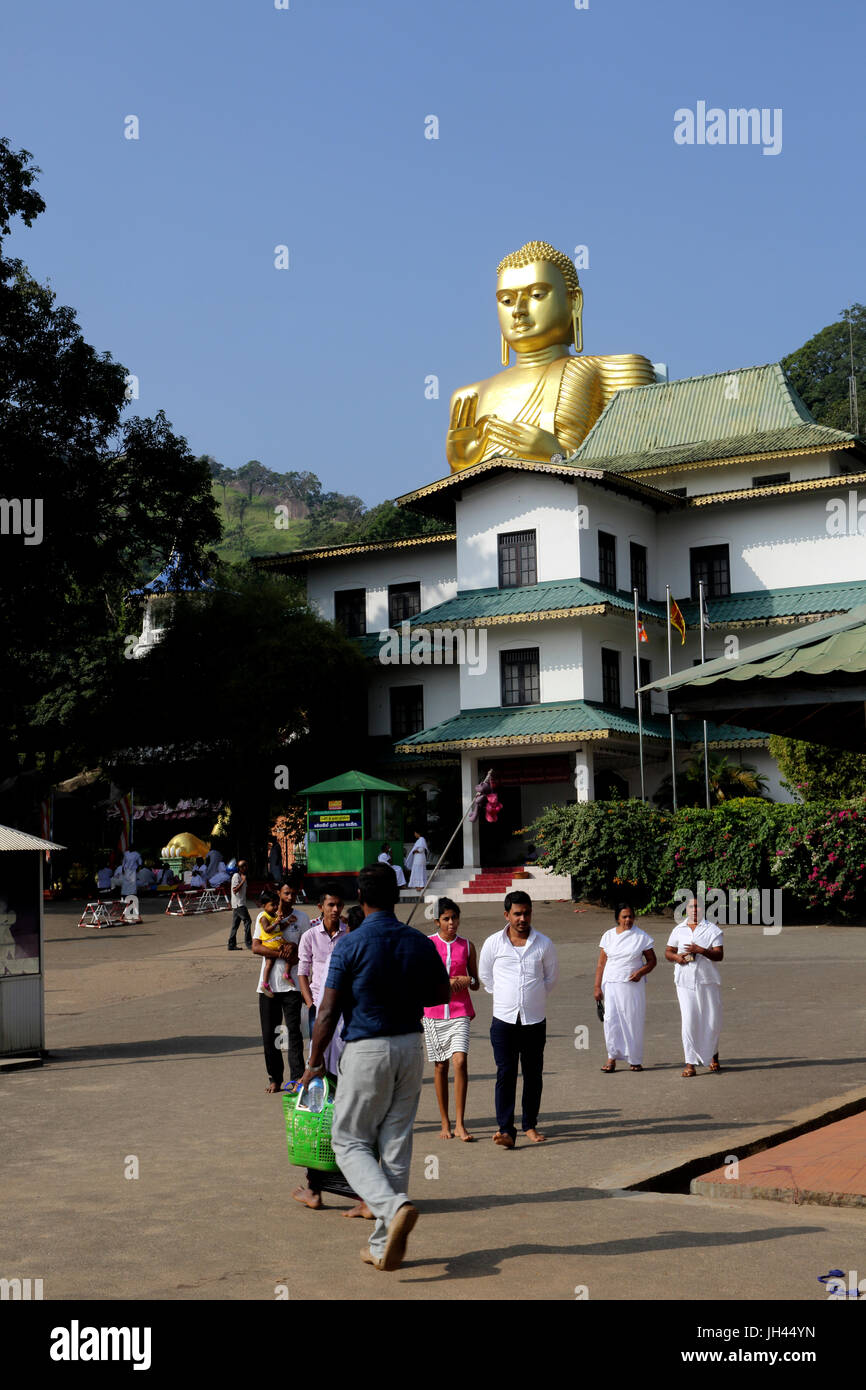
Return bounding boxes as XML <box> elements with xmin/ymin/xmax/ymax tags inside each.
<box><xmin>496</xmin><ymin>259</ymin><xmax>573</xmax><ymax>356</ymax></box>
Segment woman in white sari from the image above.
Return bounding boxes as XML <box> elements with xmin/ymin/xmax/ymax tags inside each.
<box><xmin>666</xmin><ymin>894</ymin><xmax>724</xmax><ymax>1076</ymax></box>
<box><xmin>404</xmin><ymin>829</ymin><xmax>428</xmax><ymax>891</ymax></box>
<box><xmin>594</xmin><ymin>903</ymin><xmax>656</xmax><ymax>1072</ymax></box>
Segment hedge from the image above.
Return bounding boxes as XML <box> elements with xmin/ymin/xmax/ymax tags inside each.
<box><xmin>529</xmin><ymin>798</ymin><xmax>866</xmax><ymax>921</ymax></box>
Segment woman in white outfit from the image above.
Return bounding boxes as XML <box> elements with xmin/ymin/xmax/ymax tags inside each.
<box><xmin>404</xmin><ymin>829</ymin><xmax>428</xmax><ymax>892</ymax></box>
<box><xmin>665</xmin><ymin>894</ymin><xmax>724</xmax><ymax>1076</ymax></box>
<box><xmin>594</xmin><ymin>903</ymin><xmax>656</xmax><ymax>1072</ymax></box>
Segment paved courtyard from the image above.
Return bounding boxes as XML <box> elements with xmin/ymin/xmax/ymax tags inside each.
<box><xmin>2</xmin><ymin>897</ymin><xmax>865</xmax><ymax>1301</ymax></box>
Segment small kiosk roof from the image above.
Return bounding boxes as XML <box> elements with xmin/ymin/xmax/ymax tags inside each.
<box><xmin>297</xmin><ymin>770</ymin><xmax>408</xmax><ymax>796</ymax></box>
<box><xmin>0</xmin><ymin>825</ymin><xmax>65</xmax><ymax>851</ymax></box>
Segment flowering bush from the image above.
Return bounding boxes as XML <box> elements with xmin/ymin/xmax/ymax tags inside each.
<box><xmin>529</xmin><ymin>797</ymin><xmax>866</xmax><ymax>919</ymax></box>
<box><xmin>770</xmin><ymin>805</ymin><xmax>866</xmax><ymax>919</ymax></box>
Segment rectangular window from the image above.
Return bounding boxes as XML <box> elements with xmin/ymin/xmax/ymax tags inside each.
<box><xmin>602</xmin><ymin>648</ymin><xmax>621</xmax><ymax>707</ymax></box>
<box><xmin>598</xmin><ymin>531</ymin><xmax>617</xmax><ymax>589</ymax></box>
<box><xmin>388</xmin><ymin>582</ymin><xmax>421</xmax><ymax>627</ymax></box>
<box><xmin>390</xmin><ymin>685</ymin><xmax>424</xmax><ymax>738</ymax></box>
<box><xmin>752</xmin><ymin>472</ymin><xmax>790</xmax><ymax>488</ymax></box>
<box><xmin>334</xmin><ymin>588</ymin><xmax>366</xmax><ymax>638</ymax></box>
<box><xmin>690</xmin><ymin>544</ymin><xmax>730</xmax><ymax>599</ymax></box>
<box><xmin>498</xmin><ymin>530</ymin><xmax>537</xmax><ymax>588</ymax></box>
<box><xmin>630</xmin><ymin>542</ymin><xmax>648</xmax><ymax>600</ymax></box>
<box><xmin>500</xmin><ymin>648</ymin><xmax>540</xmax><ymax>707</ymax></box>
<box><xmin>632</xmin><ymin>656</ymin><xmax>651</xmax><ymax>719</ymax></box>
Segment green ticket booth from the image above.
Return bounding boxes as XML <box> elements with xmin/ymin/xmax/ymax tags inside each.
<box><xmin>298</xmin><ymin>771</ymin><xmax>407</xmax><ymax>896</ymax></box>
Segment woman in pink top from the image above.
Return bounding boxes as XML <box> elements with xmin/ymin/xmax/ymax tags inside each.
<box><xmin>424</xmin><ymin>899</ymin><xmax>479</xmax><ymax>1142</ymax></box>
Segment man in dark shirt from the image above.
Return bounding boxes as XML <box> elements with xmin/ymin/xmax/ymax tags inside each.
<box><xmin>298</xmin><ymin>863</ymin><xmax>450</xmax><ymax>1271</ymax></box>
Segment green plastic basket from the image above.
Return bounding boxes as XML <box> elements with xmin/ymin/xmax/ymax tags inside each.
<box><xmin>282</xmin><ymin>1079</ymin><xmax>339</xmax><ymax>1172</ymax></box>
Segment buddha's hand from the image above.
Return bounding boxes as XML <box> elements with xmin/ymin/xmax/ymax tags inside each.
<box><xmin>481</xmin><ymin>416</ymin><xmax>561</xmax><ymax>460</ymax></box>
<box><xmin>447</xmin><ymin>393</ymin><xmax>488</xmax><ymax>467</ymax></box>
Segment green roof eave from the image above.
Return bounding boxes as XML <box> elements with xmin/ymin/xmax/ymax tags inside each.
<box><xmin>409</xmin><ymin>577</ymin><xmax>667</xmax><ymax>628</ymax></box>
<box><xmin>296</xmin><ymin>769</ymin><xmax>409</xmax><ymax>796</ymax></box>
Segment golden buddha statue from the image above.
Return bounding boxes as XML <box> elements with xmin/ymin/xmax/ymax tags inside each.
<box><xmin>446</xmin><ymin>240</ymin><xmax>654</xmax><ymax>472</ymax></box>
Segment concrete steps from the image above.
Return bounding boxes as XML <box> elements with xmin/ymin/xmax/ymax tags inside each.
<box><xmin>401</xmin><ymin>866</ymin><xmax>572</xmax><ymax>905</ymax></box>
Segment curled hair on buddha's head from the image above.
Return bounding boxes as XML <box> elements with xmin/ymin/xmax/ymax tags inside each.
<box><xmin>497</xmin><ymin>240</ymin><xmax>580</xmax><ymax>295</ymax></box>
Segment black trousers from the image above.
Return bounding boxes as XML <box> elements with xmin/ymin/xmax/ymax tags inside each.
<box><xmin>228</xmin><ymin>905</ymin><xmax>252</xmax><ymax>946</ymax></box>
<box><xmin>490</xmin><ymin>1016</ymin><xmax>546</xmax><ymax>1140</ymax></box>
<box><xmin>258</xmin><ymin>989</ymin><xmax>304</xmax><ymax>1086</ymax></box>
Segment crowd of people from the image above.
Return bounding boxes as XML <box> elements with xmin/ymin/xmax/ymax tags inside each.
<box><xmin>237</xmin><ymin>859</ymin><xmax>725</xmax><ymax>1273</ymax></box>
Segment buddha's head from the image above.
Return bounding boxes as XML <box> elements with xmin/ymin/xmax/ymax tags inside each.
<box><xmin>496</xmin><ymin>240</ymin><xmax>583</xmax><ymax>361</ymax></box>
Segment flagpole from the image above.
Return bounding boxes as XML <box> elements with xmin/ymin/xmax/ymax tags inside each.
<box><xmin>666</xmin><ymin>586</ymin><xmax>678</xmax><ymax>811</ymax></box>
<box><xmin>699</xmin><ymin>581</ymin><xmax>711</xmax><ymax>810</ymax></box>
<box><xmin>633</xmin><ymin>589</ymin><xmax>646</xmax><ymax>802</ymax></box>
<box><xmin>404</xmin><ymin>767</ymin><xmax>494</xmax><ymax>927</ymax></box>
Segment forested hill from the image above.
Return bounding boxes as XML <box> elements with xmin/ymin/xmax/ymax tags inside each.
<box><xmin>207</xmin><ymin>461</ymin><xmax>445</xmax><ymax>562</ymax></box>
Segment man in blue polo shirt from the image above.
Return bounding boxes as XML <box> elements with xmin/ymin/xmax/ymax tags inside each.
<box><xmin>298</xmin><ymin>862</ymin><xmax>450</xmax><ymax>1271</ymax></box>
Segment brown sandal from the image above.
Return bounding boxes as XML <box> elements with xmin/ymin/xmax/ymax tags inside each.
<box><xmin>709</xmin><ymin>1060</ymin><xmax>721</xmax><ymax>1072</ymax></box>
<box><xmin>681</xmin><ymin>1065</ymin><xmax>696</xmax><ymax>1077</ymax></box>
<box><xmin>601</xmin><ymin>1062</ymin><xmax>616</xmax><ymax>1073</ymax></box>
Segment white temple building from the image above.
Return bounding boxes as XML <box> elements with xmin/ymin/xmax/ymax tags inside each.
<box><xmin>259</xmin><ymin>363</ymin><xmax>866</xmax><ymax>893</ymax></box>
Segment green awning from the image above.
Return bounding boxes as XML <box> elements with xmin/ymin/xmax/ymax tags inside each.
<box><xmin>297</xmin><ymin>770</ymin><xmax>408</xmax><ymax>796</ymax></box>
<box><xmin>642</xmin><ymin>605</ymin><xmax>866</xmax><ymax>751</ymax></box>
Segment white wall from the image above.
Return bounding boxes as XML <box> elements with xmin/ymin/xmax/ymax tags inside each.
<box><xmin>456</xmin><ymin>474</ymin><xmax>581</xmax><ymax>589</ymax></box>
<box><xmin>574</xmin><ymin>483</ymin><xmax>661</xmax><ymax>595</ymax></box>
<box><xmin>657</xmin><ymin>485</ymin><xmax>866</xmax><ymax>595</ymax></box>
<box><xmin>648</xmin><ymin>452</ymin><xmax>837</xmax><ymax>497</ymax></box>
<box><xmin>458</xmin><ymin>620</ymin><xmax>583</xmax><ymax>710</ymax></box>
<box><xmin>367</xmin><ymin>663</ymin><xmax>459</xmax><ymax>738</ymax></box>
<box><xmin>305</xmin><ymin>541</ymin><xmax>457</xmax><ymax>631</ymax></box>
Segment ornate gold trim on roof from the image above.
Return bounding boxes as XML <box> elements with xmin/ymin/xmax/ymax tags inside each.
<box><xmin>255</xmin><ymin>532</ymin><xmax>456</xmax><ymax>565</ymax></box>
<box><xmin>395</xmin><ymin>730</ymin><xmax>614</xmax><ymax>752</ymax></box>
<box><xmin>703</xmin><ymin>738</ymin><xmax>768</xmax><ymax>750</ymax></box>
<box><xmin>632</xmin><ymin>440</ymin><xmax>857</xmax><ymax>482</ymax></box>
<box><xmin>709</xmin><ymin>611</ymin><xmax>843</xmax><ymax>631</ymax></box>
<box><xmin>688</xmin><ymin>466</ymin><xmax>866</xmax><ymax>506</ymax></box>
<box><xmin>396</xmin><ymin>457</ymin><xmax>674</xmax><ymax>508</ymax></box>
<box><xmin>426</xmin><ymin>603</ymin><xmax>668</xmax><ymax>630</ymax></box>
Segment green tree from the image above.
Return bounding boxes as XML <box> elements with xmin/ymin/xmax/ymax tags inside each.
<box><xmin>653</xmin><ymin>753</ymin><xmax>770</xmax><ymax>809</ymax></box>
<box><xmin>107</xmin><ymin>566</ymin><xmax>368</xmax><ymax>854</ymax></box>
<box><xmin>782</xmin><ymin>304</ymin><xmax>866</xmax><ymax>432</ymax></box>
<box><xmin>0</xmin><ymin>138</ymin><xmax>220</xmax><ymax>806</ymax></box>
<box><xmin>767</xmin><ymin>735</ymin><xmax>866</xmax><ymax>801</ymax></box>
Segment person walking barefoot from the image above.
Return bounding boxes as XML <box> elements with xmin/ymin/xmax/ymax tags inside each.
<box><xmin>423</xmin><ymin>899</ymin><xmax>479</xmax><ymax>1142</ymax></box>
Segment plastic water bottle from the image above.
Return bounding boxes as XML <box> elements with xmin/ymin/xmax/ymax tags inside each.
<box><xmin>306</xmin><ymin>1077</ymin><xmax>325</xmax><ymax>1113</ymax></box>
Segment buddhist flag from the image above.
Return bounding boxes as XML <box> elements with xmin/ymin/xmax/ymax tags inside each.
<box><xmin>669</xmin><ymin>598</ymin><xmax>686</xmax><ymax>645</ymax></box>
<box><xmin>637</xmin><ymin>621</ymin><xmax>649</xmax><ymax>644</ymax></box>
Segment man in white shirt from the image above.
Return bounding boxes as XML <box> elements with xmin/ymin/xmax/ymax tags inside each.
<box><xmin>478</xmin><ymin>890</ymin><xmax>558</xmax><ymax>1149</ymax></box>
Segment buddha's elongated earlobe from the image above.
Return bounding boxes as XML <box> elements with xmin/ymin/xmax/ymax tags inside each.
<box><xmin>501</xmin><ymin>334</ymin><xmax>510</xmax><ymax>367</ymax></box>
<box><xmin>572</xmin><ymin>288</ymin><xmax>584</xmax><ymax>355</ymax></box>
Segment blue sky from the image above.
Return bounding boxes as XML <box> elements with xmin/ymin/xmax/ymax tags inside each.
<box><xmin>3</xmin><ymin>0</ymin><xmax>863</xmax><ymax>504</ymax></box>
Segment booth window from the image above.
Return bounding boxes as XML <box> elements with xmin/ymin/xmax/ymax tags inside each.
<box><xmin>501</xmin><ymin>648</ymin><xmax>540</xmax><ymax>707</ymax></box>
<box><xmin>602</xmin><ymin>648</ymin><xmax>621</xmax><ymax>707</ymax></box>
<box><xmin>498</xmin><ymin>530</ymin><xmax>537</xmax><ymax>588</ymax></box>
<box><xmin>388</xmin><ymin>582</ymin><xmax>421</xmax><ymax>627</ymax></box>
<box><xmin>334</xmin><ymin>588</ymin><xmax>366</xmax><ymax>637</ymax></box>
<box><xmin>598</xmin><ymin>531</ymin><xmax>617</xmax><ymax>589</ymax></box>
<box><xmin>690</xmin><ymin>544</ymin><xmax>730</xmax><ymax>599</ymax></box>
<box><xmin>390</xmin><ymin>685</ymin><xmax>424</xmax><ymax>738</ymax></box>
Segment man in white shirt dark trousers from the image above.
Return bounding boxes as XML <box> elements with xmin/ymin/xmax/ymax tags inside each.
<box><xmin>478</xmin><ymin>891</ymin><xmax>559</xmax><ymax>1149</ymax></box>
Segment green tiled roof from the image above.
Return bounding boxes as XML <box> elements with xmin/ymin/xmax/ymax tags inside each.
<box><xmin>296</xmin><ymin>769</ymin><xmax>408</xmax><ymax>795</ymax></box>
<box><xmin>680</xmin><ymin>580</ymin><xmax>866</xmax><ymax>627</ymax></box>
<box><xmin>410</xmin><ymin>578</ymin><xmax>666</xmax><ymax>627</ymax></box>
<box><xmin>395</xmin><ymin>700</ymin><xmax>666</xmax><ymax>748</ymax></box>
<box><xmin>570</xmin><ymin>363</ymin><xmax>857</xmax><ymax>473</ymax></box>
<box><xmin>395</xmin><ymin>699</ymin><xmax>767</xmax><ymax>751</ymax></box>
